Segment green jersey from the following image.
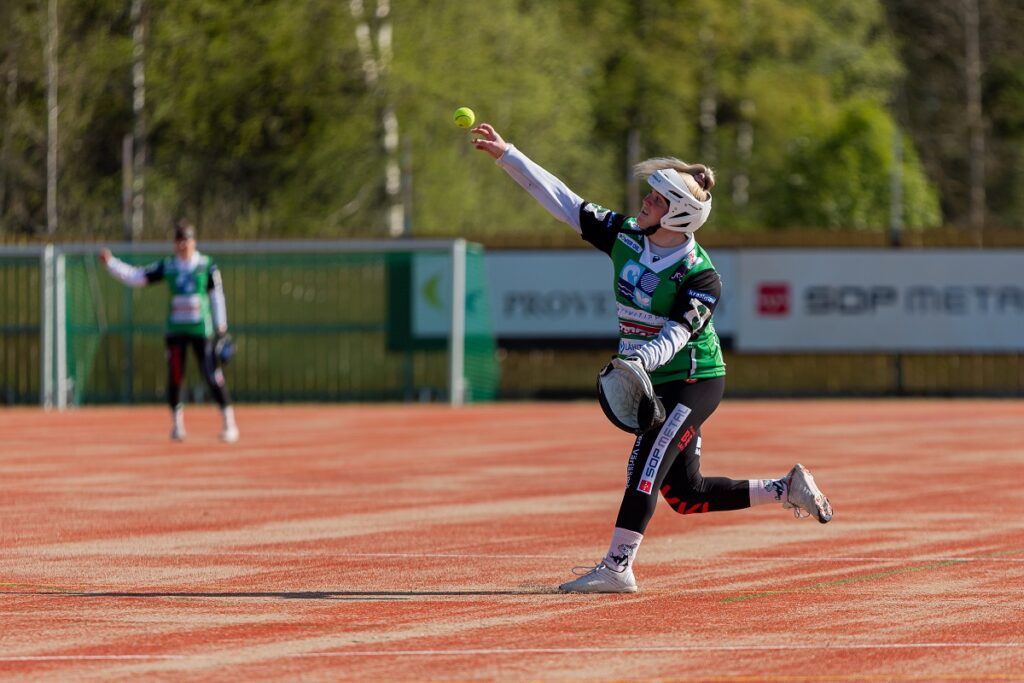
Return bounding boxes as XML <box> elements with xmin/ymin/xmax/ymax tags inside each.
<box><xmin>140</xmin><ymin>254</ymin><xmax>220</xmax><ymax>337</ymax></box>
<box><xmin>578</xmin><ymin>202</ymin><xmax>726</xmax><ymax>383</ymax></box>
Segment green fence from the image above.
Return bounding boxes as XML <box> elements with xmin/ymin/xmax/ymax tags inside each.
<box><xmin>0</xmin><ymin>252</ymin><xmax>43</xmax><ymax>404</ymax></box>
<box><xmin>2</xmin><ymin>240</ymin><xmax>498</xmax><ymax>406</ymax></box>
<box><xmin>4</xmin><ymin>241</ymin><xmax>1022</xmax><ymax>405</ymax></box>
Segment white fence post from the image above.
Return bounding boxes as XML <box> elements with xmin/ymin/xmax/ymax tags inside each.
<box><xmin>448</xmin><ymin>239</ymin><xmax>466</xmax><ymax>406</ymax></box>
<box><xmin>39</xmin><ymin>245</ymin><xmax>54</xmax><ymax>409</ymax></box>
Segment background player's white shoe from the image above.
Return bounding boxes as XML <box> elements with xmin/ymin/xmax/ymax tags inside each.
<box><xmin>558</xmin><ymin>562</ymin><xmax>637</xmax><ymax>593</ymax></box>
<box><xmin>783</xmin><ymin>463</ymin><xmax>833</xmax><ymax>523</ymax></box>
<box><xmin>171</xmin><ymin>406</ymin><xmax>185</xmax><ymax>441</ymax></box>
<box><xmin>220</xmin><ymin>425</ymin><xmax>239</xmax><ymax>443</ymax></box>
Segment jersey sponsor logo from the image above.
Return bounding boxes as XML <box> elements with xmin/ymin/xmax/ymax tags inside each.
<box><xmin>618</xmin><ymin>338</ymin><xmax>645</xmax><ymax>355</ymax></box>
<box><xmin>616</xmin><ymin>302</ymin><xmax>667</xmax><ymax>326</ymax></box>
<box><xmin>669</xmin><ymin>250</ymin><xmax>705</xmax><ymax>282</ymax></box>
<box><xmin>758</xmin><ymin>282</ymin><xmax>790</xmax><ymax>315</ymax></box>
<box><xmin>636</xmin><ymin>404</ymin><xmax>692</xmax><ymax>496</ymax></box>
<box><xmin>619</xmin><ymin>321</ymin><xmax>662</xmax><ymax>337</ymax></box>
<box><xmin>170</xmin><ymin>295</ymin><xmax>202</xmax><ymax>324</ymax></box>
<box><xmin>687</xmin><ymin>288</ymin><xmax>718</xmax><ymax>305</ymax></box>
<box><xmin>617</xmin><ymin>233</ymin><xmax>643</xmax><ymax>253</ymax></box>
<box><xmin>583</xmin><ymin>202</ymin><xmax>612</xmax><ymax>226</ymax></box>
<box><xmin>617</xmin><ymin>260</ymin><xmax>659</xmax><ymax>311</ymax></box>
<box><xmin>175</xmin><ymin>270</ymin><xmax>198</xmax><ymax>294</ymax></box>
<box><xmin>683</xmin><ymin>301</ymin><xmax>712</xmax><ymax>331</ymax></box>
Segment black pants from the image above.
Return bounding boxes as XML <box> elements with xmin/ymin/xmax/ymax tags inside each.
<box><xmin>165</xmin><ymin>334</ymin><xmax>231</xmax><ymax>409</ymax></box>
<box><xmin>615</xmin><ymin>376</ymin><xmax>749</xmax><ymax>534</ymax></box>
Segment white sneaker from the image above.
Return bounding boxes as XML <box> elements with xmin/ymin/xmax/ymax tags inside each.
<box><xmin>558</xmin><ymin>562</ymin><xmax>638</xmax><ymax>593</ymax></box>
<box><xmin>783</xmin><ymin>463</ymin><xmax>833</xmax><ymax>523</ymax></box>
<box><xmin>171</xmin><ymin>406</ymin><xmax>186</xmax><ymax>442</ymax></box>
<box><xmin>220</xmin><ymin>425</ymin><xmax>240</xmax><ymax>443</ymax></box>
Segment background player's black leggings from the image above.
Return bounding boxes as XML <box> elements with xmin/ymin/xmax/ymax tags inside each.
<box><xmin>615</xmin><ymin>376</ymin><xmax>749</xmax><ymax>534</ymax></box>
<box><xmin>165</xmin><ymin>334</ymin><xmax>231</xmax><ymax>409</ymax></box>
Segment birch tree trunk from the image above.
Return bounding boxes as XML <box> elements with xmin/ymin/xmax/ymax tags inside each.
<box><xmin>962</xmin><ymin>0</ymin><xmax>985</xmax><ymax>243</ymax></box>
<box><xmin>130</xmin><ymin>0</ymin><xmax>146</xmax><ymax>240</ymax></box>
<box><xmin>698</xmin><ymin>26</ymin><xmax>717</xmax><ymax>164</ymax></box>
<box><xmin>46</xmin><ymin>0</ymin><xmax>58</xmax><ymax>236</ymax></box>
<box><xmin>350</xmin><ymin>0</ymin><xmax>404</xmax><ymax>237</ymax></box>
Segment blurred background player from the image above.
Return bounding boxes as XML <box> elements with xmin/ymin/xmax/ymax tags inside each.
<box><xmin>98</xmin><ymin>220</ymin><xmax>239</xmax><ymax>443</ymax></box>
<box><xmin>471</xmin><ymin>123</ymin><xmax>832</xmax><ymax>593</ymax></box>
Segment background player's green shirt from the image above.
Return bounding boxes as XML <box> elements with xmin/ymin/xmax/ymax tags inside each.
<box><xmin>577</xmin><ymin>202</ymin><xmax>726</xmax><ymax>384</ymax></box>
<box><xmin>143</xmin><ymin>255</ymin><xmax>217</xmax><ymax>337</ymax></box>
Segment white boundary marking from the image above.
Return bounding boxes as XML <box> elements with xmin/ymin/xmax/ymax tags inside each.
<box><xmin>2</xmin><ymin>642</ymin><xmax>1022</xmax><ymax>662</ymax></box>
<box><xmin>6</xmin><ymin>551</ymin><xmax>1021</xmax><ymax>562</ymax></box>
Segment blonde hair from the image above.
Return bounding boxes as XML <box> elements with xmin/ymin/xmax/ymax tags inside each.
<box><xmin>634</xmin><ymin>157</ymin><xmax>715</xmax><ymax>202</ymax></box>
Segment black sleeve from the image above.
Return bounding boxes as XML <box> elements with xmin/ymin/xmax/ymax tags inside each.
<box><xmin>668</xmin><ymin>268</ymin><xmax>721</xmax><ymax>335</ymax></box>
<box><xmin>142</xmin><ymin>259</ymin><xmax>166</xmax><ymax>284</ymax></box>
<box><xmin>207</xmin><ymin>263</ymin><xmax>223</xmax><ymax>293</ymax></box>
<box><xmin>577</xmin><ymin>202</ymin><xmax>633</xmax><ymax>256</ymax></box>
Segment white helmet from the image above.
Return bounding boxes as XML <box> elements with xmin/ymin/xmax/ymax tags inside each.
<box><xmin>646</xmin><ymin>168</ymin><xmax>712</xmax><ymax>233</ymax></box>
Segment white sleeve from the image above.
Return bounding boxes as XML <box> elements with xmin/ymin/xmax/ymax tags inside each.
<box><xmin>631</xmin><ymin>321</ymin><xmax>692</xmax><ymax>372</ymax></box>
<box><xmin>209</xmin><ymin>267</ymin><xmax>227</xmax><ymax>332</ymax></box>
<box><xmin>495</xmin><ymin>145</ymin><xmax>584</xmax><ymax>233</ymax></box>
<box><xmin>105</xmin><ymin>256</ymin><xmax>148</xmax><ymax>288</ymax></box>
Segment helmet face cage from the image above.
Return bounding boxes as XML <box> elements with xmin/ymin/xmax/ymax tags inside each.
<box><xmin>646</xmin><ymin>169</ymin><xmax>712</xmax><ymax>233</ymax></box>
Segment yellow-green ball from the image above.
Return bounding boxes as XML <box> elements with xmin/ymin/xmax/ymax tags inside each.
<box><xmin>453</xmin><ymin>107</ymin><xmax>475</xmax><ymax>129</ymax></box>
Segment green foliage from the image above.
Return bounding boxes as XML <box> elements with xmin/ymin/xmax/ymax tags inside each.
<box><xmin>391</xmin><ymin>0</ymin><xmax>615</xmax><ymax>237</ymax></box>
<box><xmin>5</xmin><ymin>0</ymin><xmax>1015</xmax><ymax>242</ymax></box>
<box><xmin>147</xmin><ymin>0</ymin><xmax>377</xmax><ymax>237</ymax></box>
<box><xmin>768</xmin><ymin>100</ymin><xmax>939</xmax><ymax>229</ymax></box>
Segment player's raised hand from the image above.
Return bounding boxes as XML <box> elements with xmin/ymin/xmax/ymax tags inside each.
<box><xmin>98</xmin><ymin>248</ymin><xmax>112</xmax><ymax>265</ymax></box>
<box><xmin>471</xmin><ymin>123</ymin><xmax>508</xmax><ymax>160</ymax></box>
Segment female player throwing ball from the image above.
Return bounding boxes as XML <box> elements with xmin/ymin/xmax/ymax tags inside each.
<box><xmin>99</xmin><ymin>220</ymin><xmax>239</xmax><ymax>443</ymax></box>
<box><xmin>471</xmin><ymin>123</ymin><xmax>833</xmax><ymax>593</ymax></box>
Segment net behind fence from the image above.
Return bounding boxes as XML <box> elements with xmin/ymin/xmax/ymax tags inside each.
<box><xmin>56</xmin><ymin>241</ymin><xmax>498</xmax><ymax>405</ymax></box>
<box><xmin>0</xmin><ymin>254</ymin><xmax>42</xmax><ymax>404</ymax></box>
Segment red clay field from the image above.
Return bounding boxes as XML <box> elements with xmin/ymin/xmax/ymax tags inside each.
<box><xmin>1</xmin><ymin>400</ymin><xmax>1022</xmax><ymax>681</ymax></box>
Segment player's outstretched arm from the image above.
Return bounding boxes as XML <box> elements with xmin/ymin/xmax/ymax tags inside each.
<box><xmin>471</xmin><ymin>123</ymin><xmax>584</xmax><ymax>233</ymax></box>
<box><xmin>98</xmin><ymin>248</ymin><xmax>155</xmax><ymax>288</ymax></box>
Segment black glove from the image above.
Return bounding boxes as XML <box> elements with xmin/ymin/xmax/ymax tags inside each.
<box><xmin>596</xmin><ymin>356</ymin><xmax>666</xmax><ymax>435</ymax></box>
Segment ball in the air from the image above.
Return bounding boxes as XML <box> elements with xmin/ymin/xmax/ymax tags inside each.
<box><xmin>453</xmin><ymin>107</ymin><xmax>475</xmax><ymax>129</ymax></box>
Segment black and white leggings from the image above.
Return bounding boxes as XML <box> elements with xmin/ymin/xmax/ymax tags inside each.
<box><xmin>165</xmin><ymin>334</ymin><xmax>231</xmax><ymax>409</ymax></box>
<box><xmin>615</xmin><ymin>376</ymin><xmax>749</xmax><ymax>534</ymax></box>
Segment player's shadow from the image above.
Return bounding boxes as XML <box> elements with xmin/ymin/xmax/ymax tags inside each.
<box><xmin>11</xmin><ymin>589</ymin><xmax>557</xmax><ymax>601</ymax></box>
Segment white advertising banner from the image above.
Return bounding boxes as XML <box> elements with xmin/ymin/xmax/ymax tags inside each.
<box><xmin>486</xmin><ymin>250</ymin><xmax>738</xmax><ymax>339</ymax></box>
<box><xmin>735</xmin><ymin>249</ymin><xmax>1024</xmax><ymax>351</ymax></box>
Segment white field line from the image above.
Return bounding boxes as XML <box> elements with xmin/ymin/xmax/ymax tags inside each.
<box><xmin>1</xmin><ymin>642</ymin><xmax>1023</xmax><ymax>662</ymax></box>
<box><xmin>5</xmin><ymin>550</ymin><xmax>1022</xmax><ymax>562</ymax></box>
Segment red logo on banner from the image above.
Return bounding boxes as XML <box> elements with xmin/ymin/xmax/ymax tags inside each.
<box><xmin>758</xmin><ymin>283</ymin><xmax>790</xmax><ymax>316</ymax></box>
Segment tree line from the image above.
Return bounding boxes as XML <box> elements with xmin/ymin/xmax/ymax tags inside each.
<box><xmin>0</xmin><ymin>0</ymin><xmax>1020</xmax><ymax>243</ymax></box>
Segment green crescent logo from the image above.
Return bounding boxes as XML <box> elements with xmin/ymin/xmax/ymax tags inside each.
<box><xmin>422</xmin><ymin>272</ymin><xmax>444</xmax><ymax>310</ymax></box>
